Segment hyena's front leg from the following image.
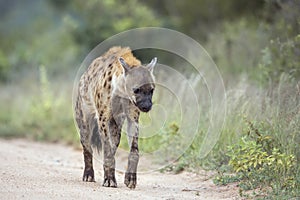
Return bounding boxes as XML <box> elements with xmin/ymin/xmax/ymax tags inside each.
<box><xmin>101</xmin><ymin>117</ymin><xmax>123</xmax><ymax>187</ymax></box>
<box><xmin>125</xmin><ymin>116</ymin><xmax>139</xmax><ymax>189</ymax></box>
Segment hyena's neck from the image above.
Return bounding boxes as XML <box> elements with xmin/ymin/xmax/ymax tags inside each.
<box><xmin>111</xmin><ymin>73</ymin><xmax>128</xmax><ymax>99</ymax></box>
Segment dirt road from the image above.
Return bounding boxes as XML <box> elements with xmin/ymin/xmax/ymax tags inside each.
<box><xmin>0</xmin><ymin>139</ymin><xmax>239</xmax><ymax>199</ymax></box>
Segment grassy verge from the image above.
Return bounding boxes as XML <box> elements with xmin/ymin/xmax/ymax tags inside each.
<box><xmin>0</xmin><ymin>67</ymin><xmax>298</xmax><ymax>198</ymax></box>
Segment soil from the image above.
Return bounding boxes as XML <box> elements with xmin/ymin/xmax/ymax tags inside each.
<box><xmin>0</xmin><ymin>139</ymin><xmax>240</xmax><ymax>199</ymax></box>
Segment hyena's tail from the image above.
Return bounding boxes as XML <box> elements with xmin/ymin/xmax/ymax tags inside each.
<box><xmin>89</xmin><ymin>116</ymin><xmax>102</xmax><ymax>153</ymax></box>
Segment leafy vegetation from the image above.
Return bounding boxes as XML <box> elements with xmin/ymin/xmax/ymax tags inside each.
<box><xmin>226</xmin><ymin>120</ymin><xmax>298</xmax><ymax>197</ymax></box>
<box><xmin>0</xmin><ymin>0</ymin><xmax>299</xmax><ymax>198</ymax></box>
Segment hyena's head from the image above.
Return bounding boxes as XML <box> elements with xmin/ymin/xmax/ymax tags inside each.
<box><xmin>119</xmin><ymin>57</ymin><xmax>157</xmax><ymax>112</ymax></box>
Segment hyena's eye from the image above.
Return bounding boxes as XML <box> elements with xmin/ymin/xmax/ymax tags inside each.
<box><xmin>133</xmin><ymin>88</ymin><xmax>140</xmax><ymax>94</ymax></box>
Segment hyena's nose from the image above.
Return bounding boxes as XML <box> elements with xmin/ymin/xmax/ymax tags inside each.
<box><xmin>140</xmin><ymin>101</ymin><xmax>152</xmax><ymax>112</ymax></box>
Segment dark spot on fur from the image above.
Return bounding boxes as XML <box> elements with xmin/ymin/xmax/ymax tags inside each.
<box><xmin>108</xmin><ymin>76</ymin><xmax>112</xmax><ymax>82</ymax></box>
<box><xmin>103</xmin><ymin>80</ymin><xmax>107</xmax><ymax>88</ymax></box>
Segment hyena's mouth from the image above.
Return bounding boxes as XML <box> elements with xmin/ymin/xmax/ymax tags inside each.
<box><xmin>139</xmin><ymin>106</ymin><xmax>152</xmax><ymax>113</ymax></box>
<box><xmin>137</xmin><ymin>102</ymin><xmax>152</xmax><ymax>113</ymax></box>
<box><xmin>130</xmin><ymin>98</ymin><xmax>152</xmax><ymax>112</ymax></box>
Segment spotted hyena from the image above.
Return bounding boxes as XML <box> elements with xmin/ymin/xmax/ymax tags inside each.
<box><xmin>74</xmin><ymin>46</ymin><xmax>157</xmax><ymax>189</ymax></box>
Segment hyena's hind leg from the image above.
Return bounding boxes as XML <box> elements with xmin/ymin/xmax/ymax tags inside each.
<box><xmin>76</xmin><ymin>107</ymin><xmax>95</xmax><ymax>182</ymax></box>
<box><xmin>81</xmin><ymin>138</ymin><xmax>94</xmax><ymax>182</ymax></box>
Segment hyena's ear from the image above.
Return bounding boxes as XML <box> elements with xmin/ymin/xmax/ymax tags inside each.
<box><xmin>119</xmin><ymin>57</ymin><xmax>130</xmax><ymax>75</ymax></box>
<box><xmin>146</xmin><ymin>57</ymin><xmax>157</xmax><ymax>73</ymax></box>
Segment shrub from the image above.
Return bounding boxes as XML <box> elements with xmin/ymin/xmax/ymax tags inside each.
<box><xmin>259</xmin><ymin>35</ymin><xmax>300</xmax><ymax>85</ymax></box>
<box><xmin>225</xmin><ymin>120</ymin><xmax>298</xmax><ymax>198</ymax></box>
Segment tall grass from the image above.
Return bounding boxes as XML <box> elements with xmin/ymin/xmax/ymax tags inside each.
<box><xmin>0</xmin><ymin>66</ymin><xmax>78</xmax><ymax>145</ymax></box>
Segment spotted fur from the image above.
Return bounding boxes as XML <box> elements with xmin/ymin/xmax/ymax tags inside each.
<box><xmin>75</xmin><ymin>46</ymin><xmax>157</xmax><ymax>188</ymax></box>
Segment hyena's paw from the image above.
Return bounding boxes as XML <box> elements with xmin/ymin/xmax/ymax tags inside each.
<box><xmin>82</xmin><ymin>167</ymin><xmax>95</xmax><ymax>182</ymax></box>
<box><xmin>102</xmin><ymin>176</ymin><xmax>117</xmax><ymax>187</ymax></box>
<box><xmin>124</xmin><ymin>172</ymin><xmax>137</xmax><ymax>189</ymax></box>
<box><xmin>102</xmin><ymin>167</ymin><xmax>117</xmax><ymax>187</ymax></box>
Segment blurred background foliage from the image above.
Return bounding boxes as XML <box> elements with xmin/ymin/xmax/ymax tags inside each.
<box><xmin>0</xmin><ymin>0</ymin><xmax>299</xmax><ymax>197</ymax></box>
<box><xmin>0</xmin><ymin>0</ymin><xmax>299</xmax><ymax>81</ymax></box>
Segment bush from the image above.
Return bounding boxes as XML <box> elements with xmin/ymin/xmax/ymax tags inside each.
<box><xmin>259</xmin><ymin>35</ymin><xmax>300</xmax><ymax>85</ymax></box>
<box><xmin>68</xmin><ymin>0</ymin><xmax>162</xmax><ymax>50</ymax></box>
<box><xmin>222</xmin><ymin>120</ymin><xmax>298</xmax><ymax>198</ymax></box>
